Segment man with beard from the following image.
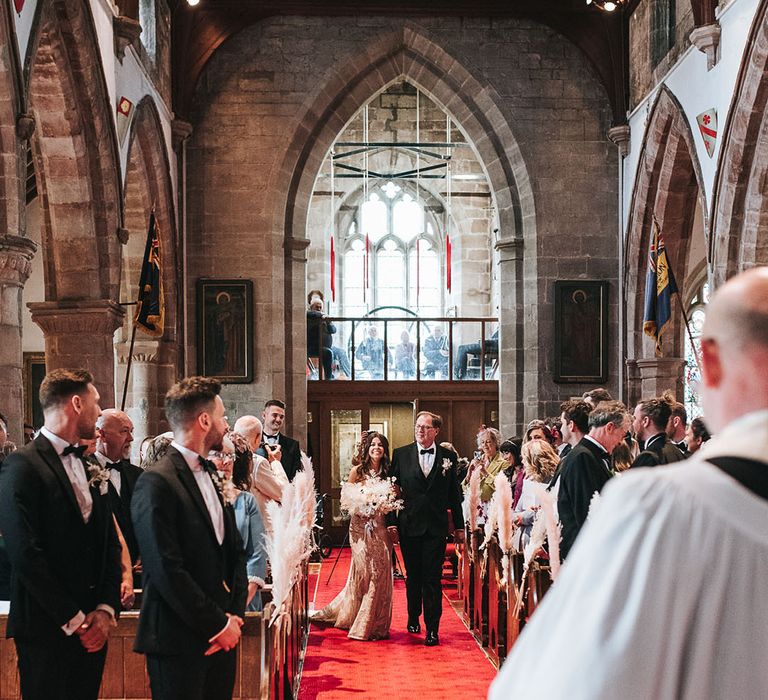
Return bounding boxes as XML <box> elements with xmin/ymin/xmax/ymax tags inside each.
<box><xmin>0</xmin><ymin>369</ymin><xmax>121</xmax><ymax>700</ymax></box>
<box><xmin>131</xmin><ymin>377</ymin><xmax>247</xmax><ymax>700</ymax></box>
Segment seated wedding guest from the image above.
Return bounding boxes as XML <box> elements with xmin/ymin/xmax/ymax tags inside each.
<box><xmin>455</xmin><ymin>327</ymin><xmax>499</xmax><ymax>380</ymax></box>
<box><xmin>581</xmin><ymin>387</ymin><xmax>612</xmax><ymax>408</ymax></box>
<box><xmin>491</xmin><ymin>267</ymin><xmax>768</xmax><ymax>700</ymax></box>
<box><xmin>233</xmin><ymin>415</ymin><xmax>287</xmax><ymax>537</ymax></box>
<box><xmin>358</xmin><ymin>325</ymin><xmax>388</xmax><ymax>379</ymax></box>
<box><xmin>210</xmin><ymin>432</ymin><xmax>266</xmax><ymax>612</ymax></box>
<box><xmin>395</xmin><ymin>330</ymin><xmax>416</xmax><ymax>378</ymax></box>
<box><xmin>514</xmin><ymin>440</ymin><xmax>559</xmax><ymax>546</ymax></box>
<box><xmin>630</xmin><ymin>396</ymin><xmax>685</xmax><ymax>468</ymax></box>
<box><xmin>499</xmin><ymin>440</ymin><xmax>524</xmax><ymax>508</ymax></box>
<box><xmin>423</xmin><ymin>325</ymin><xmax>449</xmax><ymax>378</ymax></box>
<box><xmin>139</xmin><ymin>433</ymin><xmax>173</xmax><ymax>469</ymax></box>
<box><xmin>463</xmin><ymin>427</ymin><xmax>506</xmax><ymax>522</ymax></box>
<box><xmin>686</xmin><ymin>416</ymin><xmax>711</xmax><ymax>454</ymax></box>
<box><xmin>557</xmin><ymin>400</ymin><xmax>630</xmax><ymax>561</ymax></box>
<box><xmin>307</xmin><ymin>290</ymin><xmax>350</xmax><ymax>378</ymax></box>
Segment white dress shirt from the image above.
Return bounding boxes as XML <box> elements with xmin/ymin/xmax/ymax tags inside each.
<box><xmin>94</xmin><ymin>450</ymin><xmax>121</xmax><ymax>496</ymax></box>
<box><xmin>417</xmin><ymin>442</ymin><xmax>436</xmax><ymax>478</ymax></box>
<box><xmin>40</xmin><ymin>427</ymin><xmax>92</xmax><ymax>522</ymax></box>
<box><xmin>171</xmin><ymin>441</ymin><xmax>225</xmax><ymax>545</ymax></box>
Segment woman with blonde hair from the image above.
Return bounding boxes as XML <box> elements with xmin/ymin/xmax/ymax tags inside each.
<box><xmin>514</xmin><ymin>440</ymin><xmax>560</xmax><ymax>546</ymax></box>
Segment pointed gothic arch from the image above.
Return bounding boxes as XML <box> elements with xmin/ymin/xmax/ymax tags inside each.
<box><xmin>267</xmin><ymin>24</ymin><xmax>536</xmax><ymax>433</ymax></box>
<box><xmin>710</xmin><ymin>0</ymin><xmax>768</xmax><ymax>287</ymax></box>
<box><xmin>624</xmin><ymin>85</ymin><xmax>706</xmax><ymax>401</ymax></box>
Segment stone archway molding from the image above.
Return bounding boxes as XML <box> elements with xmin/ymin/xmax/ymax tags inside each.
<box><xmin>267</xmin><ymin>22</ymin><xmax>537</xmax><ymax>437</ymax></box>
<box><xmin>624</xmin><ymin>84</ymin><xmax>706</xmax><ymax>403</ymax></box>
<box><xmin>710</xmin><ymin>0</ymin><xmax>768</xmax><ymax>288</ymax></box>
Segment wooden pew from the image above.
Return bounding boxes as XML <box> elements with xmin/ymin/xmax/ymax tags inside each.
<box><xmin>472</xmin><ymin>530</ymin><xmax>488</xmax><ymax>646</ymax></box>
<box><xmin>505</xmin><ymin>552</ymin><xmax>525</xmax><ymax>654</ymax></box>
<box><xmin>486</xmin><ymin>538</ymin><xmax>506</xmax><ymax>667</ymax></box>
<box><xmin>0</xmin><ymin>567</ymin><xmax>311</xmax><ymax>700</ymax></box>
<box><xmin>461</xmin><ymin>526</ymin><xmax>475</xmax><ymax>627</ymax></box>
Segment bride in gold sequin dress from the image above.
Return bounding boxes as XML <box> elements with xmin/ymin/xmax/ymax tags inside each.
<box><xmin>311</xmin><ymin>432</ymin><xmax>401</xmax><ymax>640</ymax></box>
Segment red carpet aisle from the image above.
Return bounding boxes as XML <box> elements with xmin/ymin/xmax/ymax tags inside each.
<box><xmin>298</xmin><ymin>546</ymin><xmax>497</xmax><ymax>699</ymax></box>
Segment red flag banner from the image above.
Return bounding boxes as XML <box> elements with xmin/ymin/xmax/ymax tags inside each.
<box><xmin>330</xmin><ymin>236</ymin><xmax>336</xmax><ymax>302</ymax></box>
<box><xmin>446</xmin><ymin>233</ymin><xmax>452</xmax><ymax>292</ymax></box>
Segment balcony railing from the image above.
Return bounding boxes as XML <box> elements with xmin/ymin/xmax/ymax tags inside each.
<box><xmin>307</xmin><ymin>315</ymin><xmax>498</xmax><ymax>382</ymax></box>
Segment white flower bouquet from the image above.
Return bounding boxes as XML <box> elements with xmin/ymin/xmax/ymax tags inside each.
<box><xmin>340</xmin><ymin>476</ymin><xmax>403</xmax><ymax>519</ymax></box>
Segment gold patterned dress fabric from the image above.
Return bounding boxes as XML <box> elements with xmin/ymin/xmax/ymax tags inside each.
<box><xmin>311</xmin><ymin>496</ymin><xmax>394</xmax><ymax>640</ymax></box>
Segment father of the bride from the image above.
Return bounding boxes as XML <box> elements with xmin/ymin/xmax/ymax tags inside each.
<box><xmin>388</xmin><ymin>411</ymin><xmax>464</xmax><ymax>646</ymax></box>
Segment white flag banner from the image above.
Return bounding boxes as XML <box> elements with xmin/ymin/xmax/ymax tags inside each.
<box><xmin>696</xmin><ymin>109</ymin><xmax>718</xmax><ymax>158</ymax></box>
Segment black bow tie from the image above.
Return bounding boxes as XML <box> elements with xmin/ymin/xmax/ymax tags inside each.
<box><xmin>107</xmin><ymin>461</ymin><xmax>122</xmax><ymax>473</ymax></box>
<box><xmin>62</xmin><ymin>444</ymin><xmax>87</xmax><ymax>458</ymax></box>
<box><xmin>198</xmin><ymin>456</ymin><xmax>218</xmax><ymax>475</ymax></box>
<box><xmin>264</xmin><ymin>434</ymin><xmax>278</xmax><ymax>442</ymax></box>
<box><xmin>420</xmin><ymin>448</ymin><xmax>434</xmax><ymax>455</ymax></box>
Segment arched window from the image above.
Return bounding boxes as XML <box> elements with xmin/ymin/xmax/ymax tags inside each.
<box><xmin>683</xmin><ymin>279</ymin><xmax>709</xmax><ymax>420</ymax></box>
<box><xmin>341</xmin><ymin>183</ymin><xmax>443</xmax><ymax>316</ymax></box>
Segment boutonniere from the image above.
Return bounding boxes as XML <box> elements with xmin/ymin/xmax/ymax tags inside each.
<box><xmin>209</xmin><ymin>469</ymin><xmax>239</xmax><ymax>506</ymax></box>
<box><xmin>87</xmin><ymin>463</ymin><xmax>111</xmax><ymax>496</ymax></box>
<box><xmin>441</xmin><ymin>458</ymin><xmax>452</xmax><ymax>476</ymax></box>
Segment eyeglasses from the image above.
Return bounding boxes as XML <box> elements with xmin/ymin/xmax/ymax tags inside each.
<box><xmin>209</xmin><ymin>451</ymin><xmax>234</xmax><ymax>463</ymax></box>
<box><xmin>415</xmin><ymin>425</ymin><xmax>435</xmax><ymax>432</ymax></box>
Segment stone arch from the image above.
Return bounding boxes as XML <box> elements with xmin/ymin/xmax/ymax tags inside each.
<box><xmin>267</xmin><ymin>24</ymin><xmax>536</xmax><ymax>433</ymax></box>
<box><xmin>624</xmin><ymin>84</ymin><xmax>706</xmax><ymax>401</ymax></box>
<box><xmin>710</xmin><ymin>0</ymin><xmax>768</xmax><ymax>287</ymax></box>
<box><xmin>25</xmin><ymin>0</ymin><xmax>125</xmax><ymax>406</ymax></box>
<box><xmin>120</xmin><ymin>96</ymin><xmax>179</xmax><ymax>437</ymax></box>
<box><xmin>0</xmin><ymin>0</ymin><xmax>35</xmax><ymax>442</ymax></box>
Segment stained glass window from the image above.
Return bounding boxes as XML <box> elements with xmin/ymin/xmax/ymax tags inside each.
<box><xmin>683</xmin><ymin>280</ymin><xmax>709</xmax><ymax>420</ymax></box>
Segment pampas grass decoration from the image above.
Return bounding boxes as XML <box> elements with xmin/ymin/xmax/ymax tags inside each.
<box><xmin>467</xmin><ymin>466</ymin><xmax>481</xmax><ymax>533</ymax></box>
<box><xmin>492</xmin><ymin>472</ymin><xmax>517</xmax><ymax>588</ymax></box>
<box><xmin>534</xmin><ymin>484</ymin><xmax>562</xmax><ymax>582</ymax></box>
<box><xmin>514</xmin><ymin>513</ymin><xmax>546</xmax><ymax>617</ymax></box>
<box><xmin>587</xmin><ymin>490</ymin><xmax>601</xmax><ymax>522</ymax></box>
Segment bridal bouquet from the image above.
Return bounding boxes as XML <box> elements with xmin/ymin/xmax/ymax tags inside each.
<box><xmin>340</xmin><ymin>476</ymin><xmax>403</xmax><ymax>520</ymax></box>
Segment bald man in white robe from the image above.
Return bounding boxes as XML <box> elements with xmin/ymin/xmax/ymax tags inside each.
<box><xmin>490</xmin><ymin>267</ymin><xmax>768</xmax><ymax>700</ymax></box>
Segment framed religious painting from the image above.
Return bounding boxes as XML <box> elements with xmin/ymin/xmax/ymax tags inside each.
<box><xmin>197</xmin><ymin>278</ymin><xmax>254</xmax><ymax>383</ymax></box>
<box><xmin>554</xmin><ymin>280</ymin><xmax>609</xmax><ymax>383</ymax></box>
<box><xmin>23</xmin><ymin>352</ymin><xmax>46</xmax><ymax>429</ymax></box>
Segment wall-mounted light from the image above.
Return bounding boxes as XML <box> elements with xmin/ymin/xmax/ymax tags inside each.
<box><xmin>586</xmin><ymin>0</ymin><xmax>624</xmax><ymax>11</ymax></box>
<box><xmin>187</xmin><ymin>0</ymin><xmax>200</xmax><ymax>6</ymax></box>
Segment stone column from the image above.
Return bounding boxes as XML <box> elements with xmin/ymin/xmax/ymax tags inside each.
<box><xmin>0</xmin><ymin>235</ymin><xmax>37</xmax><ymax>443</ymax></box>
<box><xmin>28</xmin><ymin>300</ymin><xmax>125</xmax><ymax>407</ymax></box>
<box><xmin>496</xmin><ymin>235</ymin><xmax>524</xmax><ymax>437</ymax></box>
<box><xmin>635</xmin><ymin>357</ymin><xmax>686</xmax><ymax>401</ymax></box>
<box><xmin>284</xmin><ymin>236</ymin><xmax>310</xmax><ymax>446</ymax></box>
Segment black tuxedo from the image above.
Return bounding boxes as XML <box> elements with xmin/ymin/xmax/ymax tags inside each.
<box><xmin>389</xmin><ymin>442</ymin><xmax>464</xmax><ymax>633</ymax></box>
<box><xmin>102</xmin><ymin>456</ymin><xmax>143</xmax><ymax>565</ymax></box>
<box><xmin>0</xmin><ymin>434</ymin><xmax>122</xmax><ymax>700</ymax></box>
<box><xmin>257</xmin><ymin>432</ymin><xmax>302</xmax><ymax>481</ymax></box>
<box><xmin>631</xmin><ymin>433</ymin><xmax>685</xmax><ymax>469</ymax></box>
<box><xmin>557</xmin><ymin>437</ymin><xmax>614</xmax><ymax>561</ymax></box>
<box><xmin>131</xmin><ymin>447</ymin><xmax>247</xmax><ymax>700</ymax></box>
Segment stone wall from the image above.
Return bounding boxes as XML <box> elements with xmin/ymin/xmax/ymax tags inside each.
<box><xmin>188</xmin><ymin>15</ymin><xmax>617</xmax><ymax>436</ymax></box>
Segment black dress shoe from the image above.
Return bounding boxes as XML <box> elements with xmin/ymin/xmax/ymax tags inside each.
<box><xmin>425</xmin><ymin>631</ymin><xmax>439</xmax><ymax>646</ymax></box>
<box><xmin>407</xmin><ymin>620</ymin><xmax>421</xmax><ymax>633</ymax></box>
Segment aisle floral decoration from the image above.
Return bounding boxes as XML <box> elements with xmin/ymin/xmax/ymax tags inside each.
<box><xmin>466</xmin><ymin>466</ymin><xmax>482</xmax><ymax>563</ymax></box>
<box><xmin>514</xmin><ymin>513</ymin><xmax>547</xmax><ymax>618</ymax></box>
<box><xmin>536</xmin><ymin>484</ymin><xmax>562</xmax><ymax>581</ymax></box>
<box><xmin>489</xmin><ymin>472</ymin><xmax>519</xmax><ymax>590</ymax></box>
<box><xmin>340</xmin><ymin>474</ymin><xmax>402</xmax><ymax>536</ymax></box>
<box><xmin>265</xmin><ymin>454</ymin><xmax>317</xmax><ymax>630</ymax></box>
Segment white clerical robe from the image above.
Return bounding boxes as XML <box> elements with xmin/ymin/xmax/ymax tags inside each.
<box><xmin>490</xmin><ymin>410</ymin><xmax>768</xmax><ymax>700</ymax></box>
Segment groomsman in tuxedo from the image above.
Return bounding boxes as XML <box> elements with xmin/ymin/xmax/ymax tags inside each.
<box><xmin>630</xmin><ymin>397</ymin><xmax>685</xmax><ymax>468</ymax></box>
<box><xmin>95</xmin><ymin>409</ymin><xmax>143</xmax><ymax>584</ymax></box>
<box><xmin>131</xmin><ymin>377</ymin><xmax>247</xmax><ymax>700</ymax></box>
<box><xmin>0</xmin><ymin>369</ymin><xmax>122</xmax><ymax>700</ymax></box>
<box><xmin>557</xmin><ymin>400</ymin><xmax>630</xmax><ymax>560</ymax></box>
<box><xmin>388</xmin><ymin>411</ymin><xmax>464</xmax><ymax>646</ymax></box>
<box><xmin>257</xmin><ymin>399</ymin><xmax>302</xmax><ymax>481</ymax></box>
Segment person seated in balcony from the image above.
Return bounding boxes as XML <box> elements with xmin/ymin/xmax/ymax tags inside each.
<box><xmin>358</xmin><ymin>326</ymin><xmax>389</xmax><ymax>379</ymax></box>
<box><xmin>394</xmin><ymin>330</ymin><xmax>416</xmax><ymax>378</ymax></box>
<box><xmin>306</xmin><ymin>291</ymin><xmax>350</xmax><ymax>379</ymax></box>
<box><xmin>454</xmin><ymin>327</ymin><xmax>499</xmax><ymax>379</ymax></box>
<box><xmin>423</xmin><ymin>326</ymin><xmax>449</xmax><ymax>378</ymax></box>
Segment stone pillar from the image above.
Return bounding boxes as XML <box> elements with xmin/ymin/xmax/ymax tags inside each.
<box><xmin>0</xmin><ymin>235</ymin><xmax>37</xmax><ymax>443</ymax></box>
<box><xmin>28</xmin><ymin>300</ymin><xmax>125</xmax><ymax>407</ymax></box>
<box><xmin>635</xmin><ymin>357</ymin><xmax>686</xmax><ymax>401</ymax></box>
<box><xmin>496</xmin><ymin>235</ymin><xmax>524</xmax><ymax>437</ymax></box>
<box><xmin>284</xmin><ymin>236</ymin><xmax>310</xmax><ymax>446</ymax></box>
<box><xmin>126</xmin><ymin>341</ymin><xmax>159</xmax><ymax>464</ymax></box>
